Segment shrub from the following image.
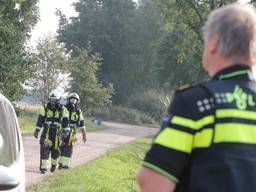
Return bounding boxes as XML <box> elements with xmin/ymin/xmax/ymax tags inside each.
<box><xmin>96</xmin><ymin>106</ymin><xmax>157</xmax><ymax>126</ymax></box>
<box><xmin>126</xmin><ymin>90</ymin><xmax>171</xmax><ymax>121</ymax></box>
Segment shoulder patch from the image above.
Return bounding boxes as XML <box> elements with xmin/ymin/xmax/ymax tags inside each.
<box><xmin>175</xmin><ymin>84</ymin><xmax>191</xmax><ymax>93</ymax></box>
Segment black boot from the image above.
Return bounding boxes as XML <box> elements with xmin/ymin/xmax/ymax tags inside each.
<box><xmin>40</xmin><ymin>168</ymin><xmax>46</xmax><ymax>174</ymax></box>
<box><xmin>50</xmin><ymin>165</ymin><xmax>56</xmax><ymax>172</ymax></box>
<box><xmin>58</xmin><ymin>163</ymin><xmax>63</xmax><ymax>170</ymax></box>
<box><xmin>62</xmin><ymin>165</ymin><xmax>69</xmax><ymax>169</ymax></box>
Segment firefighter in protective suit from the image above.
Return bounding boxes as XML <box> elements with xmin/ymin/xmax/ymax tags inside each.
<box><xmin>59</xmin><ymin>93</ymin><xmax>87</xmax><ymax>169</ymax></box>
<box><xmin>34</xmin><ymin>90</ymin><xmax>70</xmax><ymax>174</ymax></box>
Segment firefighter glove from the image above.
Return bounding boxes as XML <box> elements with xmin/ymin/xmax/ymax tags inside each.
<box><xmin>34</xmin><ymin>128</ymin><xmax>40</xmax><ymax>139</ymax></box>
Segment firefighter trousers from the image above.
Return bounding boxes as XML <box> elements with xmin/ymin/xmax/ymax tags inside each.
<box><xmin>39</xmin><ymin>126</ymin><xmax>60</xmax><ymax>171</ymax></box>
<box><xmin>59</xmin><ymin>128</ymin><xmax>76</xmax><ymax>167</ymax></box>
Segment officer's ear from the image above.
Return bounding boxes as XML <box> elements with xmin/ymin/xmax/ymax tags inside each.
<box><xmin>209</xmin><ymin>34</ymin><xmax>219</xmax><ymax>55</ymax></box>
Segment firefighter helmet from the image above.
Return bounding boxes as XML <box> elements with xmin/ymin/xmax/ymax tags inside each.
<box><xmin>68</xmin><ymin>93</ymin><xmax>80</xmax><ymax>104</ymax></box>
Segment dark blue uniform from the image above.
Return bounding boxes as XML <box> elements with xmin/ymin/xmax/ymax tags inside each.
<box><xmin>143</xmin><ymin>65</ymin><xmax>256</xmax><ymax>192</ymax></box>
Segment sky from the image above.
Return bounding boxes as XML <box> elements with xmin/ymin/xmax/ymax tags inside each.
<box><xmin>29</xmin><ymin>0</ymin><xmax>78</xmax><ymax>46</ymax></box>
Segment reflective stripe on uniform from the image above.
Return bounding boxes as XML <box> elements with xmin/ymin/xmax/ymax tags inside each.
<box><xmin>171</xmin><ymin>115</ymin><xmax>214</xmax><ymax>130</ymax></box>
<box><xmin>193</xmin><ymin>128</ymin><xmax>213</xmax><ymax>148</ymax></box>
<box><xmin>62</xmin><ymin>156</ymin><xmax>70</xmax><ymax>167</ymax></box>
<box><xmin>63</xmin><ymin>127</ymin><xmax>70</xmax><ymax>131</ymax></box>
<box><xmin>68</xmin><ymin>129</ymin><xmax>75</xmax><ymax>145</ymax></box>
<box><xmin>41</xmin><ymin>159</ymin><xmax>47</xmax><ymax>169</ymax></box>
<box><xmin>216</xmin><ymin>109</ymin><xmax>256</xmax><ymax>120</ymax></box>
<box><xmin>214</xmin><ymin>123</ymin><xmax>256</xmax><ymax>144</ymax></box>
<box><xmin>45</xmin><ymin>121</ymin><xmax>61</xmax><ymax>126</ymax></box>
<box><xmin>39</xmin><ymin>105</ymin><xmax>46</xmax><ymax>116</ymax></box>
<box><xmin>154</xmin><ymin>128</ymin><xmax>193</xmax><ymax>153</ymax></box>
<box><xmin>51</xmin><ymin>158</ymin><xmax>58</xmax><ymax>166</ymax></box>
<box><xmin>62</xmin><ymin>107</ymin><xmax>69</xmax><ymax>118</ymax></box>
<box><xmin>59</xmin><ymin>156</ymin><xmax>63</xmax><ymax>164</ymax></box>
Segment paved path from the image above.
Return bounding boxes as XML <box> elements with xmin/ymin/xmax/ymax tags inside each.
<box><xmin>23</xmin><ymin>122</ymin><xmax>157</xmax><ymax>186</ymax></box>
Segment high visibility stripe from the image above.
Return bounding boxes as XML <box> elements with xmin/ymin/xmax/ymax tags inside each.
<box><xmin>62</xmin><ymin>156</ymin><xmax>70</xmax><ymax>166</ymax></box>
<box><xmin>41</xmin><ymin>159</ymin><xmax>47</xmax><ymax>169</ymax></box>
<box><xmin>219</xmin><ymin>70</ymin><xmax>248</xmax><ymax>80</ymax></box>
<box><xmin>154</xmin><ymin>128</ymin><xmax>193</xmax><ymax>153</ymax></box>
<box><xmin>68</xmin><ymin>129</ymin><xmax>74</xmax><ymax>145</ymax></box>
<box><xmin>216</xmin><ymin>109</ymin><xmax>256</xmax><ymax>120</ymax></box>
<box><xmin>51</xmin><ymin>158</ymin><xmax>58</xmax><ymax>166</ymax></box>
<box><xmin>214</xmin><ymin>123</ymin><xmax>256</xmax><ymax>144</ymax></box>
<box><xmin>54</xmin><ymin>128</ymin><xmax>59</xmax><ymax>150</ymax></box>
<box><xmin>39</xmin><ymin>106</ymin><xmax>45</xmax><ymax>116</ymax></box>
<box><xmin>171</xmin><ymin>115</ymin><xmax>214</xmax><ymax>130</ymax></box>
<box><xmin>142</xmin><ymin>162</ymin><xmax>179</xmax><ymax>183</ymax></box>
<box><xmin>59</xmin><ymin>156</ymin><xmax>63</xmax><ymax>164</ymax></box>
<box><xmin>193</xmin><ymin>128</ymin><xmax>213</xmax><ymax>148</ymax></box>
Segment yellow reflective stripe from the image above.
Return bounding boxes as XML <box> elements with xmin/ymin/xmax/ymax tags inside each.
<box><xmin>39</xmin><ymin>105</ymin><xmax>45</xmax><ymax>116</ymax></box>
<box><xmin>214</xmin><ymin>123</ymin><xmax>256</xmax><ymax>144</ymax></box>
<box><xmin>55</xmin><ymin>129</ymin><xmax>59</xmax><ymax>150</ymax></box>
<box><xmin>216</xmin><ymin>109</ymin><xmax>256</xmax><ymax>120</ymax></box>
<box><xmin>62</xmin><ymin>156</ymin><xmax>70</xmax><ymax>166</ymax></box>
<box><xmin>68</xmin><ymin>129</ymin><xmax>74</xmax><ymax>145</ymax></box>
<box><xmin>154</xmin><ymin>128</ymin><xmax>193</xmax><ymax>153</ymax></box>
<box><xmin>41</xmin><ymin>159</ymin><xmax>47</xmax><ymax>169</ymax></box>
<box><xmin>193</xmin><ymin>129</ymin><xmax>213</xmax><ymax>148</ymax></box>
<box><xmin>51</xmin><ymin>158</ymin><xmax>58</xmax><ymax>166</ymax></box>
<box><xmin>171</xmin><ymin>115</ymin><xmax>214</xmax><ymax>130</ymax></box>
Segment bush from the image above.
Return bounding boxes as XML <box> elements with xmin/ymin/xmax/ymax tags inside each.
<box><xmin>126</xmin><ymin>90</ymin><xmax>171</xmax><ymax>121</ymax></box>
<box><xmin>96</xmin><ymin>106</ymin><xmax>157</xmax><ymax>126</ymax></box>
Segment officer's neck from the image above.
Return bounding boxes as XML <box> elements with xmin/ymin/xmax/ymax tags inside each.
<box><xmin>208</xmin><ymin>56</ymin><xmax>252</xmax><ymax>77</ymax></box>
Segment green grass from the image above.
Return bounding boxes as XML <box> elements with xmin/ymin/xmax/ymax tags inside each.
<box><xmin>18</xmin><ymin>110</ymin><xmax>104</xmax><ymax>134</ymax></box>
<box><xmin>27</xmin><ymin>138</ymin><xmax>152</xmax><ymax>192</ymax></box>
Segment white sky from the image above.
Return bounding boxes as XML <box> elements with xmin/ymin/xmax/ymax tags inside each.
<box><xmin>29</xmin><ymin>0</ymin><xmax>77</xmax><ymax>46</ymax></box>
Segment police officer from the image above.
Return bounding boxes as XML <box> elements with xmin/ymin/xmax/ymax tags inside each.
<box><xmin>58</xmin><ymin>93</ymin><xmax>87</xmax><ymax>169</ymax></box>
<box><xmin>34</xmin><ymin>90</ymin><xmax>70</xmax><ymax>174</ymax></box>
<box><xmin>137</xmin><ymin>3</ymin><xmax>256</xmax><ymax>192</ymax></box>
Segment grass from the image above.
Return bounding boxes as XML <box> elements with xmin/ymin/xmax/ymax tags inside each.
<box><xmin>27</xmin><ymin>138</ymin><xmax>152</xmax><ymax>192</ymax></box>
<box><xmin>17</xmin><ymin>109</ymin><xmax>104</xmax><ymax>135</ymax></box>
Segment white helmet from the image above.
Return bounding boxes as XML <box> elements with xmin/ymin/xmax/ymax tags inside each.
<box><xmin>68</xmin><ymin>93</ymin><xmax>80</xmax><ymax>104</ymax></box>
<box><xmin>48</xmin><ymin>90</ymin><xmax>60</xmax><ymax>102</ymax></box>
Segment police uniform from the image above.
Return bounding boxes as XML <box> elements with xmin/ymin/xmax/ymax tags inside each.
<box><xmin>59</xmin><ymin>104</ymin><xmax>85</xmax><ymax>168</ymax></box>
<box><xmin>143</xmin><ymin>65</ymin><xmax>256</xmax><ymax>192</ymax></box>
<box><xmin>35</xmin><ymin>103</ymin><xmax>69</xmax><ymax>172</ymax></box>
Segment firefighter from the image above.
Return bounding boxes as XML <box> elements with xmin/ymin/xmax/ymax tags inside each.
<box><xmin>58</xmin><ymin>93</ymin><xmax>87</xmax><ymax>169</ymax></box>
<box><xmin>137</xmin><ymin>3</ymin><xmax>256</xmax><ymax>192</ymax></box>
<box><xmin>34</xmin><ymin>90</ymin><xmax>70</xmax><ymax>174</ymax></box>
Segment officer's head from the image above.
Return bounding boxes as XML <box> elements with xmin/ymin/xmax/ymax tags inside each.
<box><xmin>202</xmin><ymin>3</ymin><xmax>256</xmax><ymax>76</ymax></box>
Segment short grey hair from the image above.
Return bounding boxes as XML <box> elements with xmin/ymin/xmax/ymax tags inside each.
<box><xmin>203</xmin><ymin>3</ymin><xmax>256</xmax><ymax>61</ymax></box>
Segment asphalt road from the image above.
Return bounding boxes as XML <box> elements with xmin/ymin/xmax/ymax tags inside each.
<box><xmin>23</xmin><ymin>122</ymin><xmax>158</xmax><ymax>186</ymax></box>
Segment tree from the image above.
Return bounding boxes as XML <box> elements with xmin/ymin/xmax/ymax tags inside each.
<box><xmin>28</xmin><ymin>36</ymin><xmax>70</xmax><ymax>102</ymax></box>
<box><xmin>154</xmin><ymin>0</ymin><xmax>248</xmax><ymax>89</ymax></box>
<box><xmin>0</xmin><ymin>0</ymin><xmax>39</xmax><ymax>101</ymax></box>
<box><xmin>57</xmin><ymin>0</ymin><xmax>163</xmax><ymax>104</ymax></box>
<box><xmin>69</xmin><ymin>48</ymin><xmax>114</xmax><ymax>114</ymax></box>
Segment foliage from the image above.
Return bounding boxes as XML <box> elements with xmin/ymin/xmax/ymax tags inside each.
<box><xmin>69</xmin><ymin>48</ymin><xmax>114</xmax><ymax>114</ymax></box>
<box><xmin>57</xmin><ymin>0</ymin><xmax>163</xmax><ymax>104</ymax></box>
<box><xmin>154</xmin><ymin>0</ymin><xmax>244</xmax><ymax>90</ymax></box>
<box><xmin>0</xmin><ymin>0</ymin><xmax>39</xmax><ymax>101</ymax></box>
<box><xmin>127</xmin><ymin>90</ymin><xmax>170</xmax><ymax>121</ymax></box>
<box><xmin>27</xmin><ymin>138</ymin><xmax>152</xmax><ymax>192</ymax></box>
<box><xmin>27</xmin><ymin>35</ymin><xmax>70</xmax><ymax>102</ymax></box>
<box><xmin>96</xmin><ymin>105</ymin><xmax>157</xmax><ymax>126</ymax></box>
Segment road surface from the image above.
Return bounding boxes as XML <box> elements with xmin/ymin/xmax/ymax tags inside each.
<box><xmin>23</xmin><ymin>122</ymin><xmax>158</xmax><ymax>186</ymax></box>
